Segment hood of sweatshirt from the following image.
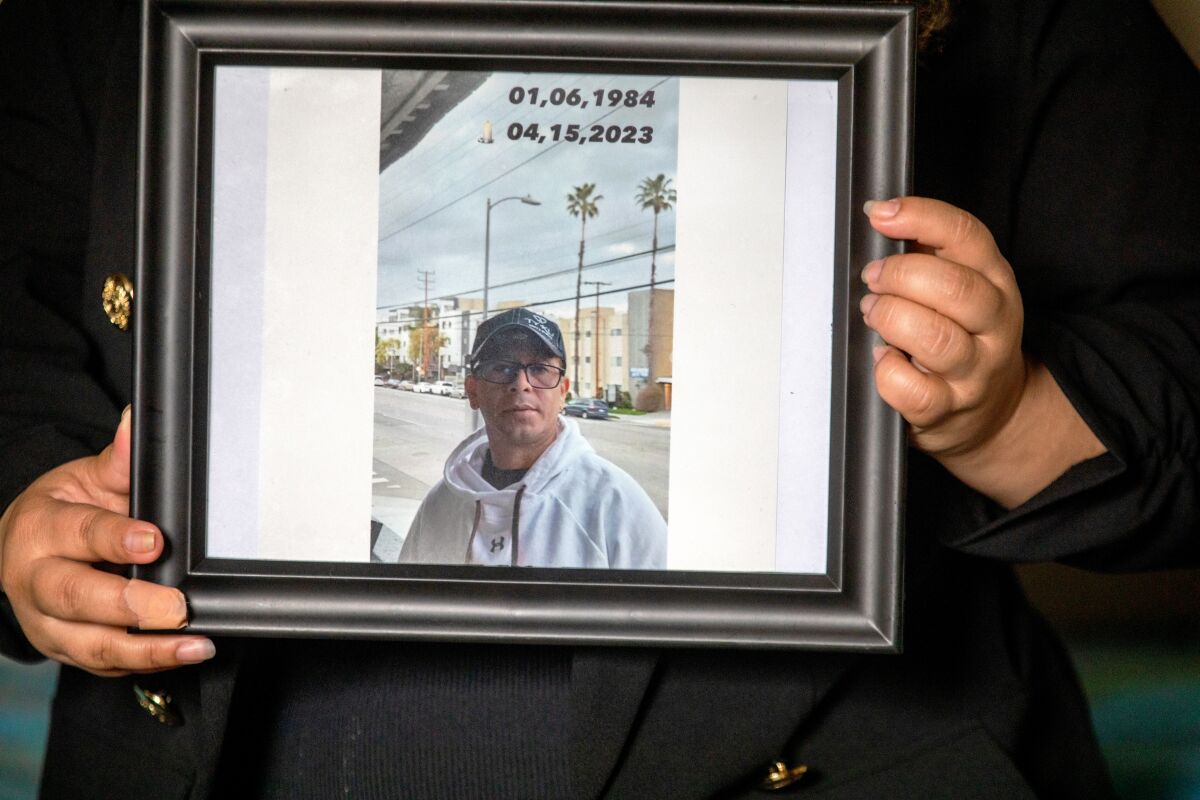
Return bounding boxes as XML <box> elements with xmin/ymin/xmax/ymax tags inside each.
<box><xmin>442</xmin><ymin>417</ymin><xmax>590</xmax><ymax>502</ymax></box>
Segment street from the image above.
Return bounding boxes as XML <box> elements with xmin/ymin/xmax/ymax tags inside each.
<box><xmin>371</xmin><ymin>388</ymin><xmax>670</xmax><ymax>544</ymax></box>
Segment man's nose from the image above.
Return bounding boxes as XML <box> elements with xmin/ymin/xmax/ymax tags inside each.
<box><xmin>510</xmin><ymin>367</ymin><xmax>533</xmax><ymax>390</ymax></box>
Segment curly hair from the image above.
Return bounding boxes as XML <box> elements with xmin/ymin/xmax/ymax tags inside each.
<box><xmin>911</xmin><ymin>0</ymin><xmax>958</xmax><ymax>51</ymax></box>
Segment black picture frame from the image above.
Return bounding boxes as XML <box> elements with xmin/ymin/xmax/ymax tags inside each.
<box><xmin>133</xmin><ymin>0</ymin><xmax>912</xmax><ymax>650</ymax></box>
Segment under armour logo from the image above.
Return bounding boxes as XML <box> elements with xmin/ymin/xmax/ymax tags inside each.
<box><xmin>490</xmin><ymin>536</ymin><xmax>506</xmax><ymax>553</ymax></box>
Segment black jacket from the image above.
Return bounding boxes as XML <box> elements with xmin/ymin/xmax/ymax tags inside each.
<box><xmin>2</xmin><ymin>0</ymin><xmax>1198</xmax><ymax>797</ymax></box>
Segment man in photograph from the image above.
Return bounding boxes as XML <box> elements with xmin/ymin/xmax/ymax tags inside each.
<box><xmin>399</xmin><ymin>308</ymin><xmax>666</xmax><ymax>568</ymax></box>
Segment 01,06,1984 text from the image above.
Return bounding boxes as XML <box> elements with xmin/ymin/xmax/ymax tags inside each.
<box><xmin>508</xmin><ymin>86</ymin><xmax>657</xmax><ymax>109</ymax></box>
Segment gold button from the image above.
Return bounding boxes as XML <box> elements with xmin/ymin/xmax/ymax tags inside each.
<box><xmin>101</xmin><ymin>272</ymin><xmax>134</xmax><ymax>331</ymax></box>
<box><xmin>133</xmin><ymin>684</ymin><xmax>181</xmax><ymax>726</ymax></box>
<box><xmin>759</xmin><ymin>760</ymin><xmax>809</xmax><ymax>791</ymax></box>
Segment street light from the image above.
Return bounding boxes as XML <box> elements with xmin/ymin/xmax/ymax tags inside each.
<box><xmin>483</xmin><ymin>194</ymin><xmax>541</xmax><ymax>323</ymax></box>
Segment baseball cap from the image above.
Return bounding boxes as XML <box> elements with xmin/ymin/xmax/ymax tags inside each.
<box><xmin>469</xmin><ymin>308</ymin><xmax>566</xmax><ymax>364</ymax></box>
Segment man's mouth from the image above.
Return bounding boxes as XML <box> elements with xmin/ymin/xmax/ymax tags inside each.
<box><xmin>506</xmin><ymin>405</ymin><xmax>538</xmax><ymax>414</ymax></box>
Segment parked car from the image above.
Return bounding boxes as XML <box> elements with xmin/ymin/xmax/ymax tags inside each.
<box><xmin>386</xmin><ymin>378</ymin><xmax>402</xmax><ymax>389</ymax></box>
<box><xmin>414</xmin><ymin>381</ymin><xmax>434</xmax><ymax>394</ymax></box>
<box><xmin>373</xmin><ymin>375</ymin><xmax>387</xmax><ymax>387</ymax></box>
<box><xmin>434</xmin><ymin>381</ymin><xmax>456</xmax><ymax>396</ymax></box>
<box><xmin>449</xmin><ymin>384</ymin><xmax>467</xmax><ymax>399</ymax></box>
<box><xmin>563</xmin><ymin>398</ymin><xmax>610</xmax><ymax>419</ymax></box>
<box><xmin>398</xmin><ymin>380</ymin><xmax>415</xmax><ymax>392</ymax></box>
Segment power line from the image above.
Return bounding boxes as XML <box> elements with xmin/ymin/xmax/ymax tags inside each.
<box><xmin>375</xmin><ymin>278</ymin><xmax>674</xmax><ymax>329</ymax></box>
<box><xmin>377</xmin><ymin>243</ymin><xmax>674</xmax><ymax>310</ymax></box>
<box><xmin>522</xmin><ymin>278</ymin><xmax>673</xmax><ymax>312</ymax></box>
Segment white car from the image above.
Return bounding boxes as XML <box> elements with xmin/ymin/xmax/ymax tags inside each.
<box><xmin>414</xmin><ymin>381</ymin><xmax>434</xmax><ymax>394</ymax></box>
<box><xmin>434</xmin><ymin>381</ymin><xmax>456</xmax><ymax>396</ymax></box>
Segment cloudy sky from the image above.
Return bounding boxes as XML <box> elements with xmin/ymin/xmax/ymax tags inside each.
<box><xmin>376</xmin><ymin>71</ymin><xmax>680</xmax><ymax>320</ymax></box>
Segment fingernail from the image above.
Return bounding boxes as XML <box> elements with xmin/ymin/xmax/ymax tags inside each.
<box><xmin>124</xmin><ymin>530</ymin><xmax>157</xmax><ymax>554</ymax></box>
<box><xmin>863</xmin><ymin>198</ymin><xmax>901</xmax><ymax>218</ymax></box>
<box><xmin>176</xmin><ymin>639</ymin><xmax>216</xmax><ymax>663</ymax></box>
<box><xmin>120</xmin><ymin>405</ymin><xmax>132</xmax><ymax>427</ymax></box>
<box><xmin>873</xmin><ymin>345</ymin><xmax>889</xmax><ymax>364</ymax></box>
<box><xmin>860</xmin><ymin>294</ymin><xmax>879</xmax><ymax>317</ymax></box>
<box><xmin>861</xmin><ymin>259</ymin><xmax>883</xmax><ymax>284</ymax></box>
<box><xmin>123</xmin><ymin>580</ymin><xmax>188</xmax><ymax>630</ymax></box>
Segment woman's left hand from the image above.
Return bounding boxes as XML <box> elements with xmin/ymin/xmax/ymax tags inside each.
<box><xmin>861</xmin><ymin>196</ymin><xmax>1104</xmax><ymax>508</ymax></box>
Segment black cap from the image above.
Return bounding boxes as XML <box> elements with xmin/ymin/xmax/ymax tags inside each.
<box><xmin>470</xmin><ymin>308</ymin><xmax>566</xmax><ymax>364</ymax></box>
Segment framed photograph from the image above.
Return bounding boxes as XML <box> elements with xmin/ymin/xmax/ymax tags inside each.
<box><xmin>133</xmin><ymin>0</ymin><xmax>912</xmax><ymax>650</ymax></box>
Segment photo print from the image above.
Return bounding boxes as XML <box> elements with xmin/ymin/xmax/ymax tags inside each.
<box><xmin>369</xmin><ymin>70</ymin><xmax>679</xmax><ymax>568</ymax></box>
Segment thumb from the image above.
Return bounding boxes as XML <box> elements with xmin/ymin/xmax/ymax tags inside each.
<box><xmin>89</xmin><ymin>405</ymin><xmax>133</xmax><ymax>495</ymax></box>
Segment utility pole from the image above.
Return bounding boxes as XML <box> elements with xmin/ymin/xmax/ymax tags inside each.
<box><xmin>583</xmin><ymin>280</ymin><xmax>610</xmax><ymax>399</ymax></box>
<box><xmin>417</xmin><ymin>270</ymin><xmax>434</xmax><ymax>380</ymax></box>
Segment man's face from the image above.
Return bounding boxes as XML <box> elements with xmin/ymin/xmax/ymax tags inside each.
<box><xmin>466</xmin><ymin>348</ymin><xmax>570</xmax><ymax>463</ymax></box>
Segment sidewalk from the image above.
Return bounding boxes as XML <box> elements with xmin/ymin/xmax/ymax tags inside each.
<box><xmin>610</xmin><ymin>410</ymin><xmax>671</xmax><ymax>429</ymax></box>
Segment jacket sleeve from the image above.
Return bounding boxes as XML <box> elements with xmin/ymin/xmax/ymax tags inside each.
<box><xmin>0</xmin><ymin>0</ymin><xmax>132</xmax><ymax>658</ymax></box>
<box><xmin>606</xmin><ymin>473</ymin><xmax>667</xmax><ymax>570</ymax></box>
<box><xmin>933</xmin><ymin>0</ymin><xmax>1200</xmax><ymax>570</ymax></box>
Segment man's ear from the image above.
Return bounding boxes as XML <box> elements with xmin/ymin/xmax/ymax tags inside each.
<box><xmin>465</xmin><ymin>375</ymin><xmax>480</xmax><ymax>409</ymax></box>
<box><xmin>560</xmin><ymin>376</ymin><xmax>570</xmax><ymax>399</ymax></box>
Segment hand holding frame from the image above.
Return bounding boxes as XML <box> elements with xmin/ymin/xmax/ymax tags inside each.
<box><xmin>0</xmin><ymin>408</ymin><xmax>214</xmax><ymax>676</ymax></box>
<box><xmin>861</xmin><ymin>196</ymin><xmax>1105</xmax><ymax>508</ymax></box>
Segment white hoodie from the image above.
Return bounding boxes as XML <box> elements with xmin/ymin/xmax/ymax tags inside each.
<box><xmin>399</xmin><ymin>418</ymin><xmax>666</xmax><ymax>569</ymax></box>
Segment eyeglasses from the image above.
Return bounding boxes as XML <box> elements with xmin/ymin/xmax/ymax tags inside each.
<box><xmin>473</xmin><ymin>359</ymin><xmax>565</xmax><ymax>389</ymax></box>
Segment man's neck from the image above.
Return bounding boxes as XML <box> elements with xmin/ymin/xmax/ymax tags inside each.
<box><xmin>484</xmin><ymin>429</ymin><xmax>558</xmax><ymax>470</ymax></box>
<box><xmin>482</xmin><ymin>450</ymin><xmax>530</xmax><ymax>489</ymax></box>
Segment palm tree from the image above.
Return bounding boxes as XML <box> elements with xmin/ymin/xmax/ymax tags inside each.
<box><xmin>566</xmin><ymin>183</ymin><xmax>602</xmax><ymax>391</ymax></box>
<box><xmin>635</xmin><ymin>174</ymin><xmax>676</xmax><ymax>383</ymax></box>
